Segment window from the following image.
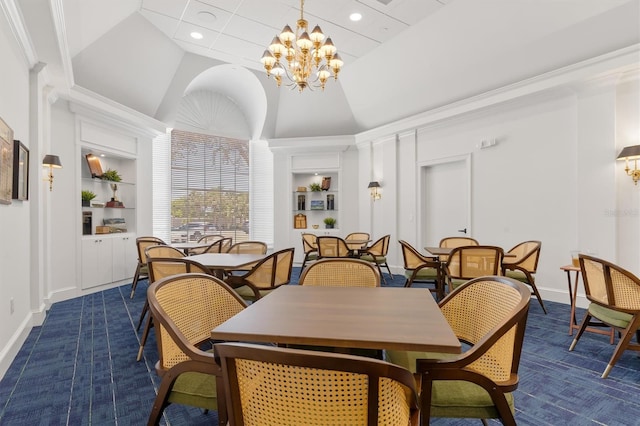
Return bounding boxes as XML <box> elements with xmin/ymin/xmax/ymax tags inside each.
<box><xmin>170</xmin><ymin>129</ymin><xmax>249</xmax><ymax>243</ymax></box>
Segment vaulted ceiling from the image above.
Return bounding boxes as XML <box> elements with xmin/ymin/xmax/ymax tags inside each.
<box><xmin>15</xmin><ymin>0</ymin><xmax>640</xmax><ymax>139</ymax></box>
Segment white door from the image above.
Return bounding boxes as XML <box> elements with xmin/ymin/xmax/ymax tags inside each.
<box><xmin>421</xmin><ymin>157</ymin><xmax>470</xmax><ymax>246</ymax></box>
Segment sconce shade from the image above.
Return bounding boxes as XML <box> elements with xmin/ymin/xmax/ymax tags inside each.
<box><xmin>368</xmin><ymin>181</ymin><xmax>380</xmax><ymax>188</ymax></box>
<box><xmin>617</xmin><ymin>145</ymin><xmax>640</xmax><ymax>185</ymax></box>
<box><xmin>42</xmin><ymin>155</ymin><xmax>62</xmax><ymax>168</ymax></box>
<box><xmin>617</xmin><ymin>145</ymin><xmax>640</xmax><ymax>160</ymax></box>
<box><xmin>42</xmin><ymin>154</ymin><xmax>62</xmax><ymax>191</ymax></box>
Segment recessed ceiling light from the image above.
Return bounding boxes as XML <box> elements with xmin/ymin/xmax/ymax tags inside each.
<box><xmin>349</xmin><ymin>12</ymin><xmax>362</xmax><ymax>22</ymax></box>
<box><xmin>190</xmin><ymin>31</ymin><xmax>204</xmax><ymax>40</ymax></box>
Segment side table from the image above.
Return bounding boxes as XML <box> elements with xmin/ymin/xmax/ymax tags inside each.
<box><xmin>560</xmin><ymin>264</ymin><xmax>614</xmax><ymax>344</ymax></box>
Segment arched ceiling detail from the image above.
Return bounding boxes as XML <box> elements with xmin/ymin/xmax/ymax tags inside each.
<box><xmin>181</xmin><ymin>64</ymin><xmax>267</xmax><ymax>140</ymax></box>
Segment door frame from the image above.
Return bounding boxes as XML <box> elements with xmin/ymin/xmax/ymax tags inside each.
<box><xmin>417</xmin><ymin>154</ymin><xmax>472</xmax><ymax>248</ymax></box>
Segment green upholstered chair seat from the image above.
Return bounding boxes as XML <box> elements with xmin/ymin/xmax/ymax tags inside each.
<box><xmin>430</xmin><ymin>380</ymin><xmax>514</xmax><ymax>419</ymax></box>
<box><xmin>233</xmin><ymin>285</ymin><xmax>275</xmax><ymax>301</ymax></box>
<box><xmin>385</xmin><ymin>350</ymin><xmax>458</xmax><ymax>374</ymax></box>
<box><xmin>306</xmin><ymin>253</ymin><xmax>319</xmax><ymax>261</ymax></box>
<box><xmin>140</xmin><ymin>265</ymin><xmax>149</xmax><ymax>274</ymax></box>
<box><xmin>405</xmin><ymin>268</ymin><xmax>439</xmax><ymax>280</ymax></box>
<box><xmin>168</xmin><ymin>371</ymin><xmax>217</xmax><ymax>410</ymax></box>
<box><xmin>504</xmin><ymin>270</ymin><xmax>528</xmax><ymax>282</ymax></box>
<box><xmin>449</xmin><ymin>278</ymin><xmax>467</xmax><ymax>290</ymax></box>
<box><xmin>360</xmin><ymin>254</ymin><xmax>386</xmax><ymax>264</ymax></box>
<box><xmin>589</xmin><ymin>303</ymin><xmax>633</xmax><ymax>329</ymax></box>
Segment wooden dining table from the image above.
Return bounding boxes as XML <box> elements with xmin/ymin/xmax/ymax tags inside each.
<box><xmin>188</xmin><ymin>253</ymin><xmax>266</xmax><ymax>276</ymax></box>
<box><xmin>424</xmin><ymin>246</ymin><xmax>516</xmax><ymax>257</ymax></box>
<box><xmin>211</xmin><ymin>285</ymin><xmax>461</xmax><ymax>354</ymax></box>
<box><xmin>170</xmin><ymin>241</ymin><xmax>210</xmax><ymax>254</ymax></box>
<box><xmin>188</xmin><ymin>252</ymin><xmax>265</xmax><ymax>269</ymax></box>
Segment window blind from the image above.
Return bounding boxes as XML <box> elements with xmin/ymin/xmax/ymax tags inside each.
<box><xmin>170</xmin><ymin>130</ymin><xmax>250</xmax><ymax>243</ymax></box>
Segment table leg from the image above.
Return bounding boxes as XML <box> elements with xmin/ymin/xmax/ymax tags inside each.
<box><xmin>566</xmin><ymin>270</ymin><xmax>577</xmax><ymax>335</ymax></box>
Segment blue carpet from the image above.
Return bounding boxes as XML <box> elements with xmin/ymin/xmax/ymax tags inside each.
<box><xmin>0</xmin><ymin>268</ymin><xmax>639</xmax><ymax>425</ymax></box>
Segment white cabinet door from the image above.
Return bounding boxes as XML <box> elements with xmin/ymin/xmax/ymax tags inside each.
<box><xmin>112</xmin><ymin>234</ymin><xmax>136</xmax><ymax>282</ymax></box>
<box><xmin>82</xmin><ymin>238</ymin><xmax>113</xmax><ymax>289</ymax></box>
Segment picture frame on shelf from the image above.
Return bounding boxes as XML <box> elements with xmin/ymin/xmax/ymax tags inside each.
<box><xmin>12</xmin><ymin>140</ymin><xmax>28</xmax><ymax>200</ymax></box>
<box><xmin>85</xmin><ymin>153</ymin><xmax>103</xmax><ymax>178</ymax></box>
<box><xmin>310</xmin><ymin>200</ymin><xmax>324</xmax><ymax>210</ymax></box>
<box><xmin>0</xmin><ymin>117</ymin><xmax>14</xmax><ymax>205</ymax></box>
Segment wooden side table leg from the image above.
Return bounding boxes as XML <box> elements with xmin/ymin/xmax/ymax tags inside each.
<box><xmin>566</xmin><ymin>270</ymin><xmax>576</xmax><ymax>335</ymax></box>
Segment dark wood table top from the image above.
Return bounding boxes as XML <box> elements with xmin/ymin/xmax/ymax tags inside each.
<box><xmin>187</xmin><ymin>253</ymin><xmax>266</xmax><ymax>270</ymax></box>
<box><xmin>424</xmin><ymin>246</ymin><xmax>516</xmax><ymax>257</ymax></box>
<box><xmin>211</xmin><ymin>286</ymin><xmax>461</xmax><ymax>353</ymax></box>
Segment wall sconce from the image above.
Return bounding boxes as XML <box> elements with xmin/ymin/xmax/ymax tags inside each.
<box><xmin>42</xmin><ymin>154</ymin><xmax>62</xmax><ymax>191</ymax></box>
<box><xmin>368</xmin><ymin>181</ymin><xmax>381</xmax><ymax>201</ymax></box>
<box><xmin>617</xmin><ymin>145</ymin><xmax>640</xmax><ymax>185</ymax></box>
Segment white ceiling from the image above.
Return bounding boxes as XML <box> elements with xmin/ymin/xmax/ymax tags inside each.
<box><xmin>14</xmin><ymin>0</ymin><xmax>640</xmax><ymax>138</ymax></box>
<box><xmin>140</xmin><ymin>0</ymin><xmax>448</xmax><ymax>72</ymax></box>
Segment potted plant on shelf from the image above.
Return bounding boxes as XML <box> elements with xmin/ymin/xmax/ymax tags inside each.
<box><xmin>323</xmin><ymin>217</ymin><xmax>336</xmax><ymax>229</ymax></box>
<box><xmin>309</xmin><ymin>182</ymin><xmax>322</xmax><ymax>192</ymax></box>
<box><xmin>81</xmin><ymin>190</ymin><xmax>97</xmax><ymax>207</ymax></box>
<box><xmin>101</xmin><ymin>168</ymin><xmax>122</xmax><ymax>182</ymax></box>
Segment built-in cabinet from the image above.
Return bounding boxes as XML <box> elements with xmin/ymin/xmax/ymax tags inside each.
<box><xmin>81</xmin><ymin>234</ymin><xmax>136</xmax><ymax>289</ymax></box>
<box><xmin>292</xmin><ymin>172</ymin><xmax>339</xmax><ymax>231</ymax></box>
<box><xmin>78</xmin><ymin>119</ymin><xmax>140</xmax><ymax>289</ymax></box>
<box><xmin>80</xmin><ymin>147</ymin><xmax>136</xmax><ymax>235</ymax></box>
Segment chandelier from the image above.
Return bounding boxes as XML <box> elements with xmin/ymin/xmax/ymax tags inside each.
<box><xmin>260</xmin><ymin>0</ymin><xmax>343</xmax><ymax>92</ymax></box>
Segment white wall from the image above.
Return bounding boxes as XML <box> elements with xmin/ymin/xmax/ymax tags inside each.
<box><xmin>360</xmin><ymin>70</ymin><xmax>640</xmax><ymax>306</ymax></box>
<box><xmin>0</xmin><ymin>5</ymin><xmax>34</xmax><ymax>378</ymax></box>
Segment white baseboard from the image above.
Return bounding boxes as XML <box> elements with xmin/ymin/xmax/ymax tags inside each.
<box><xmin>0</xmin><ymin>313</ymin><xmax>34</xmax><ymax>381</ymax></box>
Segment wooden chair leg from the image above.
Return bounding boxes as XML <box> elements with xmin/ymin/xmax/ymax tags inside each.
<box><xmin>137</xmin><ymin>314</ymin><xmax>153</xmax><ymax>362</ymax></box>
<box><xmin>147</xmin><ymin>372</ymin><xmax>177</xmax><ymax>426</ymax></box>
<box><xmin>137</xmin><ymin>299</ymin><xmax>149</xmax><ymax>331</ymax></box>
<box><xmin>130</xmin><ymin>263</ymin><xmax>141</xmax><ymax>299</ymax></box>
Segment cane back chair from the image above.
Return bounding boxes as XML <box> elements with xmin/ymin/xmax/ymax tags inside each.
<box><xmin>569</xmin><ymin>255</ymin><xmax>640</xmax><ymax>378</ymax></box>
<box><xmin>502</xmin><ymin>240</ymin><xmax>547</xmax><ymax>314</ymax></box>
<box><xmin>146</xmin><ymin>273</ymin><xmax>247</xmax><ymax>426</ymax></box>
<box><xmin>131</xmin><ymin>236</ymin><xmax>166</xmax><ymax>298</ymax></box>
<box><xmin>299</xmin><ymin>258</ymin><xmax>380</xmax><ymax>287</ymax></box>
<box><xmin>215</xmin><ymin>342</ymin><xmax>419</xmax><ymax>426</ymax></box>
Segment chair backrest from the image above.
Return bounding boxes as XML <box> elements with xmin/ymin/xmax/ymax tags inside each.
<box><xmin>366</xmin><ymin>235</ymin><xmax>390</xmax><ymax>257</ymax></box>
<box><xmin>398</xmin><ymin>240</ymin><xmax>438</xmax><ymax>270</ymax></box>
<box><xmin>145</xmin><ymin>245</ymin><xmax>185</xmax><ymax>261</ymax></box>
<box><xmin>301</xmin><ymin>233</ymin><xmax>318</xmax><ymax>253</ymax></box>
<box><xmin>317</xmin><ymin>236</ymin><xmax>351</xmax><ymax>258</ymax></box>
<box><xmin>430</xmin><ymin>276</ymin><xmax>531</xmax><ymax>383</ymax></box>
<box><xmin>226</xmin><ymin>241</ymin><xmax>267</xmax><ymax>254</ymax></box>
<box><xmin>148</xmin><ymin>273</ymin><xmax>248</xmax><ymax>371</ymax></box>
<box><xmin>238</xmin><ymin>247</ymin><xmax>295</xmax><ymax>291</ymax></box>
<box><xmin>147</xmin><ymin>257</ymin><xmax>213</xmax><ymax>283</ymax></box>
<box><xmin>446</xmin><ymin>245</ymin><xmax>504</xmax><ymax>280</ymax></box>
<box><xmin>438</xmin><ymin>236</ymin><xmax>479</xmax><ymax>262</ymax></box>
<box><xmin>439</xmin><ymin>236</ymin><xmax>479</xmax><ymax>248</ymax></box>
<box><xmin>299</xmin><ymin>258</ymin><xmax>380</xmax><ymax>287</ymax></box>
<box><xmin>136</xmin><ymin>236</ymin><xmax>166</xmax><ymax>263</ymax></box>
<box><xmin>580</xmin><ymin>254</ymin><xmax>640</xmax><ymax>310</ymax></box>
<box><xmin>504</xmin><ymin>240</ymin><xmax>541</xmax><ymax>273</ymax></box>
<box><xmin>204</xmin><ymin>237</ymin><xmax>233</xmax><ymax>253</ymax></box>
<box><xmin>215</xmin><ymin>342</ymin><xmax>419</xmax><ymax>426</ymax></box>
<box><xmin>345</xmin><ymin>232</ymin><xmax>370</xmax><ymax>250</ymax></box>
<box><xmin>198</xmin><ymin>234</ymin><xmax>225</xmax><ymax>244</ymax></box>
<box><xmin>187</xmin><ymin>234</ymin><xmax>226</xmax><ymax>255</ymax></box>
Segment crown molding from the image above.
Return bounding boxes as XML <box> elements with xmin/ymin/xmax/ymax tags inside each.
<box><xmin>355</xmin><ymin>44</ymin><xmax>640</xmax><ymax>143</ymax></box>
<box><xmin>0</xmin><ymin>0</ymin><xmax>37</xmax><ymax>68</ymax></box>
<box><xmin>65</xmin><ymin>86</ymin><xmax>167</xmax><ymax>138</ymax></box>
<box><xmin>268</xmin><ymin>134</ymin><xmax>355</xmax><ymax>153</ymax></box>
<box><xmin>49</xmin><ymin>0</ymin><xmax>75</xmax><ymax>89</ymax></box>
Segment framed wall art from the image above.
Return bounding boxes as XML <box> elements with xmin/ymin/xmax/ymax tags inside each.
<box><xmin>12</xmin><ymin>140</ymin><xmax>29</xmax><ymax>200</ymax></box>
<box><xmin>0</xmin><ymin>117</ymin><xmax>13</xmax><ymax>205</ymax></box>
